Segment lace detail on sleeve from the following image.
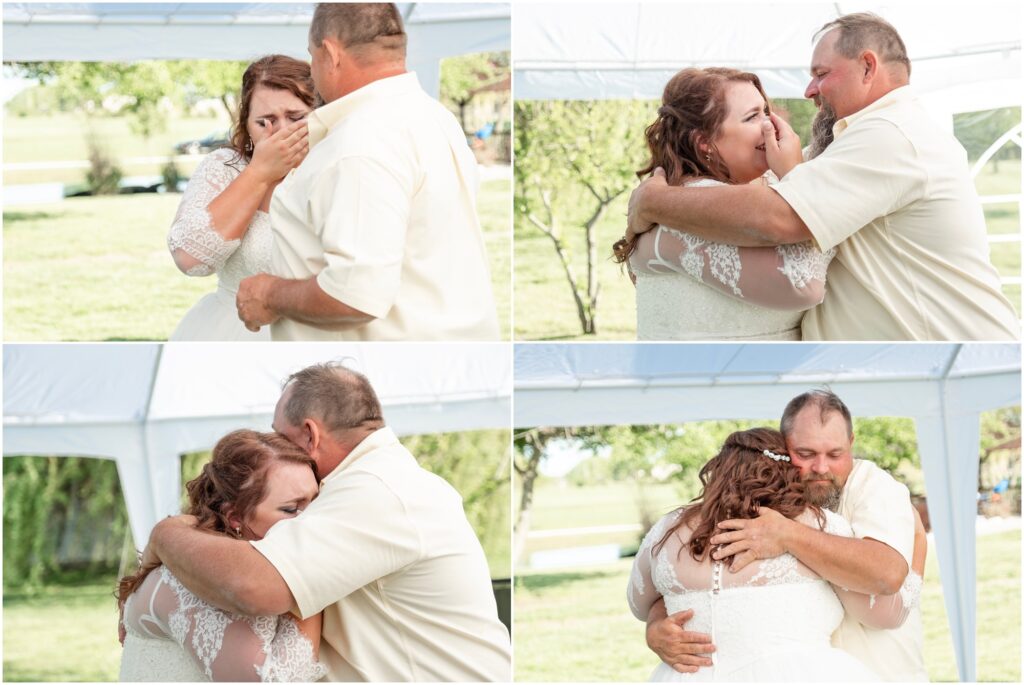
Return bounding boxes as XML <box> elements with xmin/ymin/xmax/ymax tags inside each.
<box><xmin>898</xmin><ymin>571</ymin><xmax>923</xmax><ymax>610</ymax></box>
<box><xmin>776</xmin><ymin>243</ymin><xmax>835</xmax><ymax>289</ymax></box>
<box><xmin>160</xmin><ymin>567</ymin><xmax>325</xmax><ymax>681</ymax></box>
<box><xmin>628</xmin><ymin>510</ymin><xmax>682</xmax><ymax>619</ymax></box>
<box><xmin>259</xmin><ymin>615</ymin><xmax>329</xmax><ymax>682</ymax></box>
<box><xmin>628</xmin><ymin>178</ymin><xmax>835</xmax><ymax>311</ymax></box>
<box><xmin>167</xmin><ymin>149</ymin><xmax>243</xmax><ymax>277</ymax></box>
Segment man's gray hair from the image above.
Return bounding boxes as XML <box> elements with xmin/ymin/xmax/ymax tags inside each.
<box><xmin>310</xmin><ymin>3</ymin><xmax>407</xmax><ymax>58</ymax></box>
<box><xmin>282</xmin><ymin>361</ymin><xmax>384</xmax><ymax>435</ymax></box>
<box><xmin>780</xmin><ymin>389</ymin><xmax>853</xmax><ymax>438</ymax></box>
<box><xmin>814</xmin><ymin>12</ymin><xmax>911</xmax><ymax>77</ymax></box>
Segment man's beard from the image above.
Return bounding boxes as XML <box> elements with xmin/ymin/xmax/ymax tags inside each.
<box><xmin>806</xmin><ymin>101</ymin><xmax>838</xmax><ymax>160</ymax></box>
<box><xmin>803</xmin><ymin>473</ymin><xmax>842</xmax><ymax>511</ymax></box>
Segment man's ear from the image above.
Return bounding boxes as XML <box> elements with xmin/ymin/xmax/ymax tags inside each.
<box><xmin>860</xmin><ymin>50</ymin><xmax>878</xmax><ymax>82</ymax></box>
<box><xmin>322</xmin><ymin>37</ymin><xmax>344</xmax><ymax>69</ymax></box>
<box><xmin>304</xmin><ymin>419</ymin><xmax>321</xmax><ymax>453</ymax></box>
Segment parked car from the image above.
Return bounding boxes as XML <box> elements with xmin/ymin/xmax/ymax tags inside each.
<box><xmin>174</xmin><ymin>130</ymin><xmax>230</xmax><ymax>155</ymax></box>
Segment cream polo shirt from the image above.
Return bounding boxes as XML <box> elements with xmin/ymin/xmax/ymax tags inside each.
<box><xmin>832</xmin><ymin>459</ymin><xmax>927</xmax><ymax>681</ymax></box>
<box><xmin>251</xmin><ymin>427</ymin><xmax>511</xmax><ymax>682</ymax></box>
<box><xmin>773</xmin><ymin>86</ymin><xmax>1019</xmax><ymax>341</ymax></box>
<box><xmin>268</xmin><ymin>72</ymin><xmax>500</xmax><ymax>341</ymax></box>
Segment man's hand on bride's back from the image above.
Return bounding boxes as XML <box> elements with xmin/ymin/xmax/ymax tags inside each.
<box><xmin>761</xmin><ymin>114</ymin><xmax>803</xmax><ymax>179</ymax></box>
<box><xmin>626</xmin><ymin>167</ymin><xmax>667</xmax><ymax>241</ymax></box>
<box><xmin>646</xmin><ymin>601</ymin><xmax>715</xmax><ymax>673</ymax></box>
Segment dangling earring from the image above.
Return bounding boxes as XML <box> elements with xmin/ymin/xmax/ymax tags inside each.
<box><xmin>705</xmin><ymin>153</ymin><xmax>712</xmax><ymax>163</ymax></box>
<box><xmin>245</xmin><ymin>140</ymin><xmax>254</xmax><ymax>155</ymax></box>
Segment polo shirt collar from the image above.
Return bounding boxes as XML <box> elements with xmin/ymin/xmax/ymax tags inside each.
<box><xmin>321</xmin><ymin>426</ymin><xmax>399</xmax><ymax>485</ymax></box>
<box><xmin>307</xmin><ymin>72</ymin><xmax>420</xmax><ymax>148</ymax></box>
<box><xmin>833</xmin><ymin>84</ymin><xmax>913</xmax><ymax>138</ymax></box>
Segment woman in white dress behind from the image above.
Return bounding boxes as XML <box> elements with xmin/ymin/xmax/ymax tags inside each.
<box><xmin>628</xmin><ymin>428</ymin><xmax>923</xmax><ymax>682</ymax></box>
<box><xmin>613</xmin><ymin>68</ymin><xmax>833</xmax><ymax>341</ymax></box>
<box><xmin>117</xmin><ymin>430</ymin><xmax>325</xmax><ymax>681</ymax></box>
<box><xmin>168</xmin><ymin>55</ymin><xmax>313</xmax><ymax>341</ymax></box>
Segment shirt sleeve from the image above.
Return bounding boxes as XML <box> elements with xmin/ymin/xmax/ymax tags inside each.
<box><xmin>251</xmin><ymin>471</ymin><xmax>423</xmax><ymax>619</ymax></box>
<box><xmin>629</xmin><ymin>225</ymin><xmax>834</xmax><ymax>311</ymax></box>
<box><xmin>309</xmin><ymin>154</ymin><xmax>413</xmax><ymax>319</ymax></box>
<box><xmin>819</xmin><ymin>510</ymin><xmax>915</xmax><ymax>630</ymax></box>
<box><xmin>166</xmin><ymin>149</ymin><xmax>244</xmax><ymax>276</ymax></box>
<box><xmin>772</xmin><ymin>117</ymin><xmax>928</xmax><ymax>253</ymax></box>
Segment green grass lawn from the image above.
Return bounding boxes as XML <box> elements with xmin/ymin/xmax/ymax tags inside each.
<box><xmin>514</xmin><ymin>529</ymin><xmax>1021</xmax><ymax>682</ymax></box>
<box><xmin>514</xmin><ymin>160</ymin><xmax>1022</xmax><ymax>340</ymax></box>
<box><xmin>3</xmin><ymin>576</ymin><xmax>124</xmax><ymax>682</ymax></box>
<box><xmin>3</xmin><ymin>113</ymin><xmax>227</xmax><ymax>186</ymax></box>
<box><xmin>3</xmin><ymin>180</ymin><xmax>511</xmax><ymax>341</ymax></box>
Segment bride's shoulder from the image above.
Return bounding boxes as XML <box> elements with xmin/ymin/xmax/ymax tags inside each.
<box><xmin>683</xmin><ymin>176</ymin><xmax>727</xmax><ymax>188</ymax></box>
<box><xmin>795</xmin><ymin>507</ymin><xmax>853</xmax><ymax>536</ymax></box>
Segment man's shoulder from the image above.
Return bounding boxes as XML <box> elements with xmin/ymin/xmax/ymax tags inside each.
<box><xmin>845</xmin><ymin>459</ymin><xmax>910</xmax><ymax>501</ymax></box>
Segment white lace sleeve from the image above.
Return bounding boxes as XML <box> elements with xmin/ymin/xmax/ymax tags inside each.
<box><xmin>817</xmin><ymin>509</ymin><xmax>914</xmax><ymax>630</ymax></box>
<box><xmin>167</xmin><ymin>148</ymin><xmax>244</xmax><ymax>277</ymax></box>
<box><xmin>628</xmin><ymin>511</ymin><xmax>682</xmax><ymax>620</ymax></box>
<box><xmin>123</xmin><ymin>566</ymin><xmax>327</xmax><ymax>682</ymax></box>
<box><xmin>628</xmin><ymin>178</ymin><xmax>835</xmax><ymax>311</ymax></box>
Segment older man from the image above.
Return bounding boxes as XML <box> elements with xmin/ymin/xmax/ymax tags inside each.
<box><xmin>645</xmin><ymin>390</ymin><xmax>927</xmax><ymax>681</ymax></box>
<box><xmin>626</xmin><ymin>13</ymin><xmax>1018</xmax><ymax>341</ymax></box>
<box><xmin>236</xmin><ymin>3</ymin><xmax>500</xmax><ymax>341</ymax></box>
<box><xmin>144</xmin><ymin>363</ymin><xmax>511</xmax><ymax>681</ymax></box>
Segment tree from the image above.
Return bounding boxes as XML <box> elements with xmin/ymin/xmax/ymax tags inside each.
<box><xmin>514</xmin><ymin>100</ymin><xmax>653</xmax><ymax>334</ymax></box>
<box><xmin>439</xmin><ymin>52</ymin><xmax>509</xmax><ymax>132</ymax></box>
<box><xmin>9</xmin><ymin>60</ymin><xmax>247</xmax><ymax>137</ymax></box>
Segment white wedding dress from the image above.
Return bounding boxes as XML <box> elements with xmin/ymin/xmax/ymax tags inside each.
<box><xmin>120</xmin><ymin>566</ymin><xmax>326</xmax><ymax>682</ymax></box>
<box><xmin>628</xmin><ymin>508</ymin><xmax>922</xmax><ymax>682</ymax></box>
<box><xmin>629</xmin><ymin>178</ymin><xmax>835</xmax><ymax>340</ymax></box>
<box><xmin>167</xmin><ymin>148</ymin><xmax>272</xmax><ymax>341</ymax></box>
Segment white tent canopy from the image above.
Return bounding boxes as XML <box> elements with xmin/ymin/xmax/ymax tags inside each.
<box><xmin>514</xmin><ymin>2</ymin><xmax>1022</xmax><ymax>114</ymax></box>
<box><xmin>2</xmin><ymin>2</ymin><xmax>511</xmax><ymax>96</ymax></box>
<box><xmin>4</xmin><ymin>343</ymin><xmax>511</xmax><ymax>553</ymax></box>
<box><xmin>515</xmin><ymin>343</ymin><xmax>1021</xmax><ymax>683</ymax></box>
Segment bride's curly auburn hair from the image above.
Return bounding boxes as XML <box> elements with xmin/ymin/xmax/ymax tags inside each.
<box><xmin>612</xmin><ymin>68</ymin><xmax>772</xmax><ymax>264</ymax></box>
<box><xmin>228</xmin><ymin>54</ymin><xmax>317</xmax><ymax>165</ymax></box>
<box><xmin>654</xmin><ymin>427</ymin><xmax>822</xmax><ymax>563</ymax></box>
<box><xmin>115</xmin><ymin>430</ymin><xmax>316</xmax><ymax>605</ymax></box>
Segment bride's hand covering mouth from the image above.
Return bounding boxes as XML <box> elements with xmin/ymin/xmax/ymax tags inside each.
<box><xmin>761</xmin><ymin>113</ymin><xmax>803</xmax><ymax>179</ymax></box>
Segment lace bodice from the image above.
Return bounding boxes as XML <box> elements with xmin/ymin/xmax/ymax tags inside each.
<box><xmin>628</xmin><ymin>508</ymin><xmax>921</xmax><ymax>673</ymax></box>
<box><xmin>630</xmin><ymin>178</ymin><xmax>835</xmax><ymax>340</ymax></box>
<box><xmin>167</xmin><ymin>148</ymin><xmax>273</xmax><ymax>293</ymax></box>
<box><xmin>120</xmin><ymin>566</ymin><xmax>326</xmax><ymax>682</ymax></box>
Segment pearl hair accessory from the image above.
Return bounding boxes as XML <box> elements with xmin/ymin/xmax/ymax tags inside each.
<box><xmin>762</xmin><ymin>449</ymin><xmax>791</xmax><ymax>463</ymax></box>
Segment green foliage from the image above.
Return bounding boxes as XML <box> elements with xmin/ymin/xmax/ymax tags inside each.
<box><xmin>84</xmin><ymin>135</ymin><xmax>123</xmax><ymax>195</ymax></box>
<box><xmin>3</xmin><ymin>456</ymin><xmax>131</xmax><ymax>591</ymax></box>
<box><xmin>954</xmin><ymin>107</ymin><xmax>1022</xmax><ymax>163</ymax></box>
<box><xmin>440</xmin><ymin>52</ymin><xmax>509</xmax><ymax>130</ymax></box>
<box><xmin>514</xmin><ymin>100</ymin><xmax>654</xmax><ymax>334</ymax></box>
<box><xmin>402</xmin><ymin>430</ymin><xmax>512</xmax><ymax>578</ymax></box>
<box><xmin>774</xmin><ymin>98</ymin><xmax>818</xmax><ymax>144</ymax></box>
<box><xmin>10</xmin><ymin>60</ymin><xmax>248</xmax><ymax>137</ymax></box>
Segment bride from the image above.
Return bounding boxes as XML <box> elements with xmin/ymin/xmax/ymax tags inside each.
<box><xmin>117</xmin><ymin>430</ymin><xmax>325</xmax><ymax>681</ymax></box>
<box><xmin>168</xmin><ymin>55</ymin><xmax>313</xmax><ymax>341</ymax></box>
<box><xmin>627</xmin><ymin>428</ymin><xmax>922</xmax><ymax>681</ymax></box>
<box><xmin>613</xmin><ymin>68</ymin><xmax>832</xmax><ymax>341</ymax></box>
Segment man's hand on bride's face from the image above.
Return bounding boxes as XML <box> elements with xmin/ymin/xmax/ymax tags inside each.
<box><xmin>626</xmin><ymin>167</ymin><xmax>667</xmax><ymax>241</ymax></box>
<box><xmin>709</xmin><ymin>506</ymin><xmax>791</xmax><ymax>573</ymax></box>
<box><xmin>761</xmin><ymin>114</ymin><xmax>803</xmax><ymax>179</ymax></box>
